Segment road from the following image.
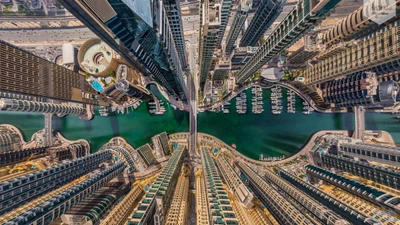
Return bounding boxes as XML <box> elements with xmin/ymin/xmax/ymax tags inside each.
<box><xmin>188</xmin><ymin>34</ymin><xmax>198</xmax><ymax>153</ymax></box>
<box><xmin>0</xmin><ymin>27</ymin><xmax>96</xmax><ymax>42</ymax></box>
<box><xmin>44</xmin><ymin>113</ymin><xmax>53</xmax><ymax>147</ymax></box>
<box><xmin>353</xmin><ymin>106</ymin><xmax>365</xmax><ymax>139</ymax></box>
<box><xmin>0</xmin><ymin>16</ymin><xmax>78</xmax><ymax>22</ymax></box>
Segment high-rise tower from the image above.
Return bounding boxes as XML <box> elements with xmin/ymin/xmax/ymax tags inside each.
<box><xmin>57</xmin><ymin>0</ymin><xmax>188</xmax><ymax>102</ymax></box>
<box><xmin>0</xmin><ymin>40</ymin><xmax>100</xmax><ymax>105</ymax></box>
<box><xmin>224</xmin><ymin>0</ymin><xmax>252</xmax><ymax>56</ymax></box>
<box><xmin>216</xmin><ymin>0</ymin><xmax>233</xmax><ymax>48</ymax></box>
<box><xmin>0</xmin><ymin>98</ymin><xmax>88</xmax><ymax>118</ymax></box>
<box><xmin>240</xmin><ymin>0</ymin><xmax>285</xmax><ymax>47</ymax></box>
<box><xmin>199</xmin><ymin>0</ymin><xmax>221</xmax><ymax>91</ymax></box>
<box><xmin>236</xmin><ymin>0</ymin><xmax>341</xmax><ymax>83</ymax></box>
<box><xmin>164</xmin><ymin>0</ymin><xmax>188</xmax><ymax>68</ymax></box>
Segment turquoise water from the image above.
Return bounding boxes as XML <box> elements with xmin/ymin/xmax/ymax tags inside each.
<box><xmin>197</xmin><ymin>88</ymin><xmax>354</xmax><ymax>159</ymax></box>
<box><xmin>0</xmin><ymin>87</ymin><xmax>399</xmax><ymax>160</ymax></box>
<box><xmin>90</xmin><ymin>80</ymin><xmax>104</xmax><ymax>92</ymax></box>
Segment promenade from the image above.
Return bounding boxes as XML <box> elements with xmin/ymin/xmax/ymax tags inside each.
<box><xmin>169</xmin><ymin>130</ymin><xmax>395</xmax><ymax>167</ymax></box>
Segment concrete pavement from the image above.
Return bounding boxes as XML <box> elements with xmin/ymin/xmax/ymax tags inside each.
<box><xmin>353</xmin><ymin>106</ymin><xmax>365</xmax><ymax>139</ymax></box>
<box><xmin>188</xmin><ymin>34</ymin><xmax>198</xmax><ymax>153</ymax></box>
<box><xmin>0</xmin><ymin>27</ymin><xmax>96</xmax><ymax>42</ymax></box>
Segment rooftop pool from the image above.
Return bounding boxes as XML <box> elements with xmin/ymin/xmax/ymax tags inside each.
<box><xmin>90</xmin><ymin>80</ymin><xmax>104</xmax><ymax>92</ymax></box>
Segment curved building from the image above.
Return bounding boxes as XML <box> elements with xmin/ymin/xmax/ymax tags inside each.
<box><xmin>78</xmin><ymin>38</ymin><xmax>118</xmax><ymax>77</ymax></box>
<box><xmin>0</xmin><ymin>126</ymin><xmax>21</xmax><ymax>153</ymax></box>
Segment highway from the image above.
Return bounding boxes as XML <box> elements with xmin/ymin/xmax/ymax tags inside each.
<box><xmin>353</xmin><ymin>106</ymin><xmax>365</xmax><ymax>139</ymax></box>
<box><xmin>0</xmin><ymin>27</ymin><xmax>96</xmax><ymax>42</ymax></box>
<box><xmin>44</xmin><ymin>113</ymin><xmax>53</xmax><ymax>147</ymax></box>
<box><xmin>0</xmin><ymin>16</ymin><xmax>78</xmax><ymax>22</ymax></box>
<box><xmin>188</xmin><ymin>34</ymin><xmax>198</xmax><ymax>153</ymax></box>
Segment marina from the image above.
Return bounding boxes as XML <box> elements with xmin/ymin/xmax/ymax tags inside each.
<box><xmin>236</xmin><ymin>92</ymin><xmax>247</xmax><ymax>114</ymax></box>
<box><xmin>271</xmin><ymin>85</ymin><xmax>282</xmax><ymax>114</ymax></box>
<box><xmin>302</xmin><ymin>101</ymin><xmax>314</xmax><ymax>114</ymax></box>
<box><xmin>2</xmin><ymin>87</ymin><xmax>400</xmax><ymax>160</ymax></box>
<box><xmin>148</xmin><ymin>99</ymin><xmax>166</xmax><ymax>115</ymax></box>
<box><xmin>287</xmin><ymin>89</ymin><xmax>296</xmax><ymax>113</ymax></box>
<box><xmin>251</xmin><ymin>86</ymin><xmax>264</xmax><ymax>114</ymax></box>
<box><xmin>222</xmin><ymin>103</ymin><xmax>230</xmax><ymax>114</ymax></box>
<box><xmin>98</xmin><ymin>106</ymin><xmax>109</xmax><ymax>117</ymax></box>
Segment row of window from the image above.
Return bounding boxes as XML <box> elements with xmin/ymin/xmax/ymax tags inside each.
<box><xmin>340</xmin><ymin>146</ymin><xmax>400</xmax><ymax>162</ymax></box>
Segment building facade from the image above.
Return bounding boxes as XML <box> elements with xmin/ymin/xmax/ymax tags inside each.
<box><xmin>278</xmin><ymin>168</ymin><xmax>377</xmax><ymax>224</ymax></box>
<box><xmin>224</xmin><ymin>0</ymin><xmax>252</xmax><ymax>56</ymax></box>
<box><xmin>136</xmin><ymin>144</ymin><xmax>157</xmax><ymax>167</ymax></box>
<box><xmin>129</xmin><ymin>145</ymin><xmax>187</xmax><ymax>225</ymax></box>
<box><xmin>0</xmin><ymin>98</ymin><xmax>87</xmax><ymax>117</ymax></box>
<box><xmin>236</xmin><ymin>160</ymin><xmax>313</xmax><ymax>224</ymax></box>
<box><xmin>199</xmin><ymin>0</ymin><xmax>221</xmax><ymax>90</ymax></box>
<box><xmin>201</xmin><ymin>147</ymin><xmax>238</xmax><ymax>224</ymax></box>
<box><xmin>0</xmin><ymin>150</ymin><xmax>113</xmax><ymax>214</ymax></box>
<box><xmin>321</xmin><ymin>72</ymin><xmax>399</xmax><ymax>108</ymax></box>
<box><xmin>305</xmin><ymin>23</ymin><xmax>400</xmax><ymax>85</ymax></box>
<box><xmin>310</xmin><ymin>134</ymin><xmax>400</xmax><ymax>190</ymax></box>
<box><xmin>61</xmin><ymin>179</ymin><xmax>130</xmax><ymax>224</ymax></box>
<box><xmin>240</xmin><ymin>0</ymin><xmax>284</xmax><ymax>47</ymax></box>
<box><xmin>164</xmin><ymin>0</ymin><xmax>188</xmax><ymax>68</ymax></box>
<box><xmin>3</xmin><ymin>162</ymin><xmax>126</xmax><ymax>224</ymax></box>
<box><xmin>216</xmin><ymin>0</ymin><xmax>233</xmax><ymax>48</ymax></box>
<box><xmin>58</xmin><ymin>0</ymin><xmax>188</xmax><ymax>103</ymax></box>
<box><xmin>0</xmin><ymin>40</ymin><xmax>100</xmax><ymax>105</ymax></box>
<box><xmin>305</xmin><ymin>164</ymin><xmax>400</xmax><ymax>214</ymax></box>
<box><xmin>236</xmin><ymin>0</ymin><xmax>341</xmax><ymax>83</ymax></box>
<box><xmin>215</xmin><ymin>156</ymin><xmax>254</xmax><ymax>209</ymax></box>
<box><xmin>0</xmin><ymin>126</ymin><xmax>21</xmax><ymax>153</ymax></box>
<box><xmin>152</xmin><ymin>132</ymin><xmax>171</xmax><ymax>159</ymax></box>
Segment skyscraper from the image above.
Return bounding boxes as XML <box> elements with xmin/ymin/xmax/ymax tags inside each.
<box><xmin>322</xmin><ymin>72</ymin><xmax>399</xmax><ymax>108</ymax></box>
<box><xmin>58</xmin><ymin>0</ymin><xmax>189</xmax><ymax>102</ymax></box>
<box><xmin>215</xmin><ymin>156</ymin><xmax>254</xmax><ymax>208</ymax></box>
<box><xmin>216</xmin><ymin>0</ymin><xmax>233</xmax><ymax>48</ymax></box>
<box><xmin>199</xmin><ymin>0</ymin><xmax>221</xmax><ymax>90</ymax></box>
<box><xmin>236</xmin><ymin>160</ymin><xmax>314</xmax><ymax>224</ymax></box>
<box><xmin>0</xmin><ymin>150</ymin><xmax>113</xmax><ymax>215</ymax></box>
<box><xmin>236</xmin><ymin>0</ymin><xmax>341</xmax><ymax>83</ymax></box>
<box><xmin>136</xmin><ymin>143</ymin><xmax>157</xmax><ymax>167</ymax></box>
<box><xmin>3</xmin><ymin>162</ymin><xmax>126</xmax><ymax>224</ymax></box>
<box><xmin>304</xmin><ymin>22</ymin><xmax>400</xmax><ymax>85</ymax></box>
<box><xmin>129</xmin><ymin>145</ymin><xmax>186</xmax><ymax>224</ymax></box>
<box><xmin>152</xmin><ymin>132</ymin><xmax>171</xmax><ymax>158</ymax></box>
<box><xmin>224</xmin><ymin>0</ymin><xmax>252</xmax><ymax>56</ymax></box>
<box><xmin>240</xmin><ymin>0</ymin><xmax>284</xmax><ymax>47</ymax></box>
<box><xmin>0</xmin><ymin>98</ymin><xmax>88</xmax><ymax>118</ymax></box>
<box><xmin>78</xmin><ymin>38</ymin><xmax>152</xmax><ymax>102</ymax></box>
<box><xmin>0</xmin><ymin>126</ymin><xmax>21</xmax><ymax>153</ymax></box>
<box><xmin>0</xmin><ymin>40</ymin><xmax>100</xmax><ymax>105</ymax></box>
<box><xmin>164</xmin><ymin>0</ymin><xmax>188</xmax><ymax>68</ymax></box>
<box><xmin>200</xmin><ymin>147</ymin><xmax>238</xmax><ymax>224</ymax></box>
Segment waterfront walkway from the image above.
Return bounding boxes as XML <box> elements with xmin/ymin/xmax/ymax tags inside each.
<box><xmin>170</xmin><ymin>131</ymin><xmax>366</xmax><ymax>167</ymax></box>
<box><xmin>198</xmin><ymin>81</ymin><xmax>333</xmax><ymax>113</ymax></box>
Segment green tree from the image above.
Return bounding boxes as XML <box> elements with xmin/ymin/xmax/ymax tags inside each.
<box><xmin>108</xmin><ymin>70</ymin><xmax>116</xmax><ymax>79</ymax></box>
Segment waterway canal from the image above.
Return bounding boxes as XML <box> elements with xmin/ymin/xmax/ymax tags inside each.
<box><xmin>0</xmin><ymin>88</ymin><xmax>399</xmax><ymax>160</ymax></box>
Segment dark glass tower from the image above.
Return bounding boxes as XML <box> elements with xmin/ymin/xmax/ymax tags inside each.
<box><xmin>57</xmin><ymin>0</ymin><xmax>188</xmax><ymax>102</ymax></box>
